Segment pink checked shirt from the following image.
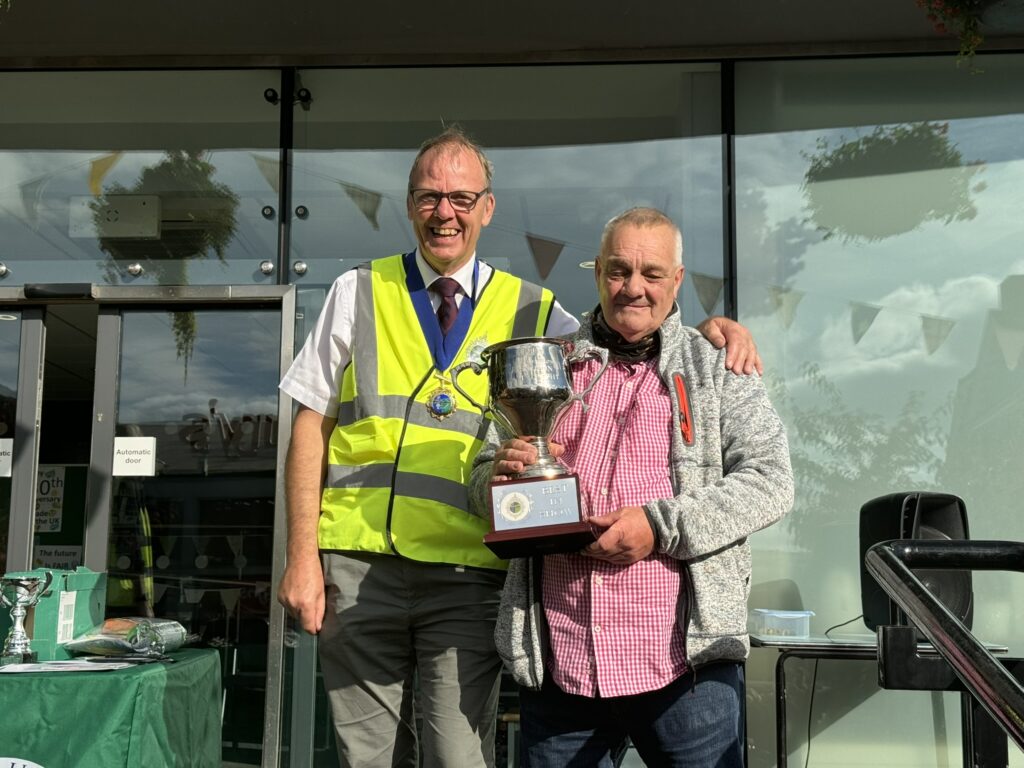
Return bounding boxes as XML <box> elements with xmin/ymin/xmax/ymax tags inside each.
<box><xmin>543</xmin><ymin>357</ymin><xmax>688</xmax><ymax>698</ymax></box>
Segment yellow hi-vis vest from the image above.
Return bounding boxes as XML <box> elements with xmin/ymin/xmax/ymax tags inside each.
<box><xmin>319</xmin><ymin>254</ymin><xmax>555</xmax><ymax>570</ymax></box>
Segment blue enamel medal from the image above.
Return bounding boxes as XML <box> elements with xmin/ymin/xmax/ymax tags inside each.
<box><xmin>427</xmin><ymin>374</ymin><xmax>457</xmax><ymax>420</ymax></box>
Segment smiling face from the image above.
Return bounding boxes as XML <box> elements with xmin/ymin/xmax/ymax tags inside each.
<box><xmin>406</xmin><ymin>145</ymin><xmax>495</xmax><ymax>276</ymax></box>
<box><xmin>596</xmin><ymin>222</ymin><xmax>684</xmax><ymax>342</ymax></box>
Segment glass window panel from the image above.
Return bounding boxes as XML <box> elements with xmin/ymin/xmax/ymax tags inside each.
<box><xmin>0</xmin><ymin>71</ymin><xmax>280</xmax><ymax>286</ymax></box>
<box><xmin>735</xmin><ymin>53</ymin><xmax>1024</xmax><ymax>764</ymax></box>
<box><xmin>0</xmin><ymin>311</ymin><xmax>20</xmax><ymax>574</ymax></box>
<box><xmin>289</xmin><ymin>65</ymin><xmax>724</xmax><ymax>329</ymax></box>
<box><xmin>287</xmin><ymin>62</ymin><xmax>723</xmax><ymax>766</ymax></box>
<box><xmin>111</xmin><ymin>306</ymin><xmax>281</xmax><ymax>765</ymax></box>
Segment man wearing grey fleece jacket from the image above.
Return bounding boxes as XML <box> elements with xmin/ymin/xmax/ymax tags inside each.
<box><xmin>470</xmin><ymin>207</ymin><xmax>793</xmax><ymax>767</ymax></box>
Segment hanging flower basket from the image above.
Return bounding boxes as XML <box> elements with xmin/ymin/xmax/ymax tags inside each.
<box><xmin>916</xmin><ymin>0</ymin><xmax>987</xmax><ymax>64</ymax></box>
<box><xmin>802</xmin><ymin>122</ymin><xmax>985</xmax><ymax>242</ymax></box>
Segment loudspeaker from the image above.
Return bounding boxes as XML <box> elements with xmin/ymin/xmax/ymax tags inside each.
<box><xmin>859</xmin><ymin>492</ymin><xmax>973</xmax><ymax>632</ymax></box>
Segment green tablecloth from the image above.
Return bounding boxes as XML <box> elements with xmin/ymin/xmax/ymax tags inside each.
<box><xmin>0</xmin><ymin>648</ymin><xmax>221</xmax><ymax>768</ymax></box>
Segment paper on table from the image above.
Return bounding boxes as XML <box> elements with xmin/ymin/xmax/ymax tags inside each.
<box><xmin>0</xmin><ymin>659</ymin><xmax>137</xmax><ymax>672</ymax></box>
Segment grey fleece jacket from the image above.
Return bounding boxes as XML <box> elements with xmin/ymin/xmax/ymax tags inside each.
<box><xmin>468</xmin><ymin>310</ymin><xmax>795</xmax><ymax>689</ymax></box>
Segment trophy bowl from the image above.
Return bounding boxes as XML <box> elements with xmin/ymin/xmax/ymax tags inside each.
<box><xmin>0</xmin><ymin>570</ymin><xmax>53</xmax><ymax>664</ymax></box>
<box><xmin>452</xmin><ymin>337</ymin><xmax>609</xmax><ymax>478</ymax></box>
<box><xmin>452</xmin><ymin>337</ymin><xmax>609</xmax><ymax>558</ymax></box>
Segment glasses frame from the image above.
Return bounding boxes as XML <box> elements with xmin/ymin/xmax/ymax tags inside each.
<box><xmin>408</xmin><ymin>188</ymin><xmax>492</xmax><ymax>213</ymax></box>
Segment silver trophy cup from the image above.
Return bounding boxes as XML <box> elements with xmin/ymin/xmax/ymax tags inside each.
<box><xmin>451</xmin><ymin>337</ymin><xmax>609</xmax><ymax>558</ymax></box>
<box><xmin>0</xmin><ymin>570</ymin><xmax>53</xmax><ymax>663</ymax></box>
<box><xmin>451</xmin><ymin>337</ymin><xmax>609</xmax><ymax>477</ymax></box>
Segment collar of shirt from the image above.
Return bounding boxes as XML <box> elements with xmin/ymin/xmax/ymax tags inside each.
<box><xmin>414</xmin><ymin>249</ymin><xmax>492</xmax><ymax>307</ymax></box>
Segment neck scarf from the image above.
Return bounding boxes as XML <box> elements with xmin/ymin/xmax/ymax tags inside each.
<box><xmin>590</xmin><ymin>305</ymin><xmax>662</xmax><ymax>362</ymax></box>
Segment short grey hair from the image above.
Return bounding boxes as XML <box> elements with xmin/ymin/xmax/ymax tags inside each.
<box><xmin>408</xmin><ymin>124</ymin><xmax>494</xmax><ymax>188</ymax></box>
<box><xmin>599</xmin><ymin>207</ymin><xmax>684</xmax><ymax>266</ymax></box>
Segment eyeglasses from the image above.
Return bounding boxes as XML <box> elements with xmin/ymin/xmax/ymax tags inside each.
<box><xmin>409</xmin><ymin>188</ymin><xmax>491</xmax><ymax>213</ymax></box>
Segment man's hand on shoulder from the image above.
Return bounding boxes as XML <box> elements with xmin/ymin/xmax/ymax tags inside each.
<box><xmin>277</xmin><ymin>556</ymin><xmax>326</xmax><ymax>634</ymax></box>
<box><xmin>582</xmin><ymin>506</ymin><xmax>655</xmax><ymax>565</ymax></box>
<box><xmin>696</xmin><ymin>316</ymin><xmax>763</xmax><ymax>375</ymax></box>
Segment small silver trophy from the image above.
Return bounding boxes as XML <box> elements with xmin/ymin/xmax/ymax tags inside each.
<box><xmin>452</xmin><ymin>337</ymin><xmax>609</xmax><ymax>558</ymax></box>
<box><xmin>0</xmin><ymin>570</ymin><xmax>53</xmax><ymax>664</ymax></box>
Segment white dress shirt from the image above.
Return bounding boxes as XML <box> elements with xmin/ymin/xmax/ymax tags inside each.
<box><xmin>280</xmin><ymin>250</ymin><xmax>580</xmax><ymax>417</ymax></box>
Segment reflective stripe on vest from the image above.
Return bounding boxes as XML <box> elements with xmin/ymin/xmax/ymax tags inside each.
<box><xmin>319</xmin><ymin>254</ymin><xmax>554</xmax><ymax>569</ymax></box>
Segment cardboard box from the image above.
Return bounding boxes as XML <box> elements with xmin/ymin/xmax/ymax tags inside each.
<box><xmin>0</xmin><ymin>567</ymin><xmax>107</xmax><ymax>660</ymax></box>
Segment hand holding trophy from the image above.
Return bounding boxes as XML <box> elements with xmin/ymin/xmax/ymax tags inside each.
<box><xmin>452</xmin><ymin>337</ymin><xmax>609</xmax><ymax>558</ymax></box>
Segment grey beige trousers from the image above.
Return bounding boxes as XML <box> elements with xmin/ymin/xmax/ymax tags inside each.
<box><xmin>319</xmin><ymin>552</ymin><xmax>505</xmax><ymax>768</ymax></box>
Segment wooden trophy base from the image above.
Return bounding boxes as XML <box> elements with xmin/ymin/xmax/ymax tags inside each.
<box><xmin>484</xmin><ymin>521</ymin><xmax>595</xmax><ymax>559</ymax></box>
<box><xmin>485</xmin><ymin>473</ymin><xmax>595</xmax><ymax>559</ymax></box>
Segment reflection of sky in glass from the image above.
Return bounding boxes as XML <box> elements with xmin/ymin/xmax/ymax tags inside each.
<box><xmin>292</xmin><ymin>137</ymin><xmax>725</xmax><ymax>327</ymax></box>
<box><xmin>737</xmin><ymin>115</ymin><xmax>1024</xmax><ymax>418</ymax></box>
<box><xmin>118</xmin><ymin>309</ymin><xmax>281</xmax><ymax>425</ymax></box>
<box><xmin>735</xmin><ymin>63</ymin><xmax>1024</xmax><ymax>667</ymax></box>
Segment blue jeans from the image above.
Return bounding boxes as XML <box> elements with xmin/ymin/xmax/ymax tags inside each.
<box><xmin>519</xmin><ymin>663</ymin><xmax>745</xmax><ymax>768</ymax></box>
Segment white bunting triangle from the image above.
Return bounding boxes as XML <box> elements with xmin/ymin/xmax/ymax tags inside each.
<box><xmin>19</xmin><ymin>175</ymin><xmax>51</xmax><ymax>230</ymax></box>
<box><xmin>525</xmin><ymin>233</ymin><xmax>565</xmax><ymax>279</ymax></box>
<box><xmin>221</xmin><ymin>588</ymin><xmax>241</xmax><ymax>613</ymax></box>
<box><xmin>226</xmin><ymin>535</ymin><xmax>244</xmax><ymax>558</ymax></box>
<box><xmin>769</xmin><ymin>286</ymin><xmax>804</xmax><ymax>330</ymax></box>
<box><xmin>850</xmin><ymin>302</ymin><xmax>882</xmax><ymax>344</ymax></box>
<box><xmin>921</xmin><ymin>314</ymin><xmax>955</xmax><ymax>355</ymax></box>
<box><xmin>340</xmin><ymin>182</ymin><xmax>383</xmax><ymax>230</ymax></box>
<box><xmin>690</xmin><ymin>273</ymin><xmax>724</xmax><ymax>316</ymax></box>
<box><xmin>251</xmin><ymin>153</ymin><xmax>281</xmax><ymax>195</ymax></box>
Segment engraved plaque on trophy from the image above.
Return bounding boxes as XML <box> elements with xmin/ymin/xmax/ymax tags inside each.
<box><xmin>452</xmin><ymin>337</ymin><xmax>609</xmax><ymax>558</ymax></box>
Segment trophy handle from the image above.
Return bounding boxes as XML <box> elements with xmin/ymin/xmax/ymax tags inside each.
<box><xmin>39</xmin><ymin>570</ymin><xmax>53</xmax><ymax>594</ymax></box>
<box><xmin>450</xmin><ymin>361</ymin><xmax>489</xmax><ymax>412</ymax></box>
<box><xmin>450</xmin><ymin>360</ymin><xmax>519</xmax><ymax>436</ymax></box>
<box><xmin>565</xmin><ymin>346</ymin><xmax>610</xmax><ymax>411</ymax></box>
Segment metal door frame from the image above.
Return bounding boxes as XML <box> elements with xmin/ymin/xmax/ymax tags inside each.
<box><xmin>4</xmin><ymin>305</ymin><xmax>45</xmax><ymax>573</ymax></box>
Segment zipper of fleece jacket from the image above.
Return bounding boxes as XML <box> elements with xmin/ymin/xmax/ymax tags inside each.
<box><xmin>680</xmin><ymin>562</ymin><xmax>695</xmax><ymax>669</ymax></box>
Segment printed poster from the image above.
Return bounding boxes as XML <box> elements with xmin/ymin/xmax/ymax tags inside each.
<box><xmin>35</xmin><ymin>465</ymin><xmax>66</xmax><ymax>533</ymax></box>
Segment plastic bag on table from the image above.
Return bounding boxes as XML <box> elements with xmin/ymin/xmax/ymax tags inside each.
<box><xmin>63</xmin><ymin>617</ymin><xmax>192</xmax><ymax>658</ymax></box>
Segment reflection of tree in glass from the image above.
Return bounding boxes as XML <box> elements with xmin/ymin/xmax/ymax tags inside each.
<box><xmin>772</xmin><ymin>364</ymin><xmax>950</xmax><ymax>540</ymax></box>
<box><xmin>94</xmin><ymin>150</ymin><xmax>240</xmax><ymax>379</ymax></box>
<box><xmin>802</xmin><ymin>122</ymin><xmax>985</xmax><ymax>242</ymax></box>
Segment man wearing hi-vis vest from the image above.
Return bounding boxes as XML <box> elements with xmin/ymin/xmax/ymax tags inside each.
<box><xmin>277</xmin><ymin>125</ymin><xmax>762</xmax><ymax>768</ymax></box>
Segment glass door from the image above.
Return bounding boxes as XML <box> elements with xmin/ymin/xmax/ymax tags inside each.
<box><xmin>85</xmin><ymin>288</ymin><xmax>294</xmax><ymax>767</ymax></box>
<box><xmin>2</xmin><ymin>287</ymin><xmax>294</xmax><ymax>768</ymax></box>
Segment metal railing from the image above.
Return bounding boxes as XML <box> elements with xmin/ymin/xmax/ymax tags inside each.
<box><xmin>865</xmin><ymin>539</ymin><xmax>1024</xmax><ymax>749</ymax></box>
